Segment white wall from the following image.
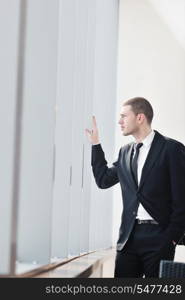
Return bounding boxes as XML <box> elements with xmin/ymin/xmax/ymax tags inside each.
<box><xmin>113</xmin><ymin>0</ymin><xmax>185</xmax><ymax>245</ymax></box>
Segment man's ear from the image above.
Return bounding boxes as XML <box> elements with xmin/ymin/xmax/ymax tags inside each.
<box><xmin>137</xmin><ymin>113</ymin><xmax>145</xmax><ymax>123</ymax></box>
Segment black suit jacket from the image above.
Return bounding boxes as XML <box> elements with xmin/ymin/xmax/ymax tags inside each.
<box><xmin>91</xmin><ymin>130</ymin><xmax>185</xmax><ymax>251</ymax></box>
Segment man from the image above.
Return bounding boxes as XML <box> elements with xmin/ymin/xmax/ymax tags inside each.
<box><xmin>85</xmin><ymin>97</ymin><xmax>185</xmax><ymax>278</ymax></box>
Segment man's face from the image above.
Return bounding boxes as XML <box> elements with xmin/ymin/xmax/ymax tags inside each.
<box><xmin>118</xmin><ymin>105</ymin><xmax>139</xmax><ymax>136</ymax></box>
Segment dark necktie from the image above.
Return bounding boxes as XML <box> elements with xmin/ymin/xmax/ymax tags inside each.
<box><xmin>131</xmin><ymin>143</ymin><xmax>143</xmax><ymax>186</ymax></box>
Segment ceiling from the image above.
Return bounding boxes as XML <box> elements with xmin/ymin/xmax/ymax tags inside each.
<box><xmin>149</xmin><ymin>0</ymin><xmax>185</xmax><ymax>50</ymax></box>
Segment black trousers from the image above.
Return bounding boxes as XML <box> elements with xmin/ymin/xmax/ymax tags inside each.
<box><xmin>114</xmin><ymin>221</ymin><xmax>176</xmax><ymax>278</ymax></box>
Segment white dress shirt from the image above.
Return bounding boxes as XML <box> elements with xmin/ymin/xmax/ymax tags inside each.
<box><xmin>134</xmin><ymin>130</ymin><xmax>155</xmax><ymax>220</ymax></box>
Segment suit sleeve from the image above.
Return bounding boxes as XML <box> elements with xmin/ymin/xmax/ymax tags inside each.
<box><xmin>166</xmin><ymin>142</ymin><xmax>185</xmax><ymax>243</ymax></box>
<box><xmin>91</xmin><ymin>144</ymin><xmax>120</xmax><ymax>189</ymax></box>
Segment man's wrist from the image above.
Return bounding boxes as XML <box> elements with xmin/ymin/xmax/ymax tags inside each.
<box><xmin>92</xmin><ymin>142</ymin><xmax>100</xmax><ymax>145</ymax></box>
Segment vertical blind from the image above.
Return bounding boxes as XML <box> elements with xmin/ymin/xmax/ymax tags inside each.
<box><xmin>0</xmin><ymin>0</ymin><xmax>119</xmax><ymax>275</ymax></box>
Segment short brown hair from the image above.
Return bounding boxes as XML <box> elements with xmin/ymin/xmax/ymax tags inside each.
<box><xmin>123</xmin><ymin>97</ymin><xmax>153</xmax><ymax>124</ymax></box>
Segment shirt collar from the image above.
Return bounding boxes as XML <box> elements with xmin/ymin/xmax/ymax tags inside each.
<box><xmin>140</xmin><ymin>130</ymin><xmax>155</xmax><ymax>147</ymax></box>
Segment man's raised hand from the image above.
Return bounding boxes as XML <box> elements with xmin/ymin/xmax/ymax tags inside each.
<box><xmin>85</xmin><ymin>116</ymin><xmax>100</xmax><ymax>145</ymax></box>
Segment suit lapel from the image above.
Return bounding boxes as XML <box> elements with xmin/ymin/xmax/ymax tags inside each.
<box><xmin>138</xmin><ymin>130</ymin><xmax>165</xmax><ymax>190</ymax></box>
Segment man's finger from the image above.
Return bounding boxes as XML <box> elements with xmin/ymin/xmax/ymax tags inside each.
<box><xmin>85</xmin><ymin>129</ymin><xmax>91</xmax><ymax>135</ymax></box>
<box><xmin>92</xmin><ymin>116</ymin><xmax>97</xmax><ymax>129</ymax></box>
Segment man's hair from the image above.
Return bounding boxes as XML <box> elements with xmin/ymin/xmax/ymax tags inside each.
<box><xmin>123</xmin><ymin>97</ymin><xmax>153</xmax><ymax>124</ymax></box>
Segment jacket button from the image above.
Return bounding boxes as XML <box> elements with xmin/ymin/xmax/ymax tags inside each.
<box><xmin>133</xmin><ymin>211</ymin><xmax>136</xmax><ymax>215</ymax></box>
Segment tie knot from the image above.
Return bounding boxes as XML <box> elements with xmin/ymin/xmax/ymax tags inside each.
<box><xmin>135</xmin><ymin>142</ymin><xmax>143</xmax><ymax>151</ymax></box>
